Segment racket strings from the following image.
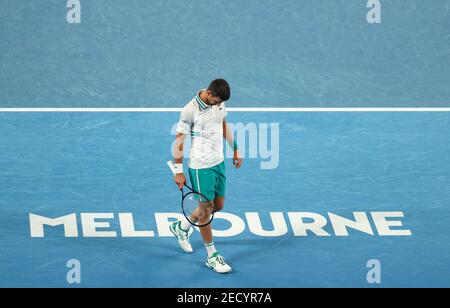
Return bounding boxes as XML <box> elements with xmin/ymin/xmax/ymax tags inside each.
<box><xmin>183</xmin><ymin>192</ymin><xmax>214</xmax><ymax>226</ymax></box>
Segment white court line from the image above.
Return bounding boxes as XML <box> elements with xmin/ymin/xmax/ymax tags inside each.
<box><xmin>0</xmin><ymin>107</ymin><xmax>450</xmax><ymax>112</ymax></box>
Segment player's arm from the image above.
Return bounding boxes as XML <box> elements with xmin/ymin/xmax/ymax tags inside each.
<box><xmin>173</xmin><ymin>133</ymin><xmax>187</xmax><ymax>189</ymax></box>
<box><xmin>223</xmin><ymin>118</ymin><xmax>242</xmax><ymax>169</ymax></box>
<box><xmin>173</xmin><ymin>106</ymin><xmax>193</xmax><ymax>189</ymax></box>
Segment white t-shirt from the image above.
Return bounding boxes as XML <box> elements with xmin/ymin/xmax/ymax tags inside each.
<box><xmin>176</xmin><ymin>90</ymin><xmax>228</xmax><ymax>169</ymax></box>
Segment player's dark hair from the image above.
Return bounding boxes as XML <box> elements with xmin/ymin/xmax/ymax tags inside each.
<box><xmin>208</xmin><ymin>79</ymin><xmax>231</xmax><ymax>101</ymax></box>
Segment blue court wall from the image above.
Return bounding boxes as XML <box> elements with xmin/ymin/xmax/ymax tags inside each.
<box><xmin>1</xmin><ymin>0</ymin><xmax>450</xmax><ymax>107</ymax></box>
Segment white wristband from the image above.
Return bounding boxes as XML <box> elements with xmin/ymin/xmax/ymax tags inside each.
<box><xmin>174</xmin><ymin>163</ymin><xmax>184</xmax><ymax>174</ymax></box>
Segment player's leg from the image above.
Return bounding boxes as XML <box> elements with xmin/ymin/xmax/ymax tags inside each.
<box><xmin>186</xmin><ymin>167</ymin><xmax>215</xmax><ymax>230</ymax></box>
<box><xmin>170</xmin><ymin>167</ymin><xmax>213</xmax><ymax>253</ymax></box>
<box><xmin>169</xmin><ymin>200</ymin><xmax>211</xmax><ymax>253</ymax></box>
<box><xmin>213</xmin><ymin>196</ymin><xmax>224</xmax><ymax>213</ymax></box>
<box><xmin>204</xmin><ymin>162</ymin><xmax>231</xmax><ymax>273</ymax></box>
<box><xmin>192</xmin><ymin>167</ymin><xmax>216</xmax><ymax>244</ymax></box>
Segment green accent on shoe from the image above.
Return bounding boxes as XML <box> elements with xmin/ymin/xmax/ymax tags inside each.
<box><xmin>178</xmin><ymin>221</ymin><xmax>189</xmax><ymax>232</ymax></box>
<box><xmin>209</xmin><ymin>252</ymin><xmax>219</xmax><ymax>259</ymax></box>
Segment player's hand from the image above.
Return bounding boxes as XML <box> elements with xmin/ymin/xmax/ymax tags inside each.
<box><xmin>233</xmin><ymin>151</ymin><xmax>243</xmax><ymax>169</ymax></box>
<box><xmin>174</xmin><ymin>173</ymin><xmax>186</xmax><ymax>190</ymax></box>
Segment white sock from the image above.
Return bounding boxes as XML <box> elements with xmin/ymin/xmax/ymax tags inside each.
<box><xmin>205</xmin><ymin>242</ymin><xmax>217</xmax><ymax>258</ymax></box>
<box><xmin>179</xmin><ymin>219</ymin><xmax>191</xmax><ymax>232</ymax></box>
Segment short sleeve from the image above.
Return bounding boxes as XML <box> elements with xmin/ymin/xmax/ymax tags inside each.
<box><xmin>222</xmin><ymin>103</ymin><xmax>228</xmax><ymax>118</ymax></box>
<box><xmin>176</xmin><ymin>105</ymin><xmax>194</xmax><ymax>135</ymax></box>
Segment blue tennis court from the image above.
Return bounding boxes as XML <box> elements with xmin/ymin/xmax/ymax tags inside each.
<box><xmin>0</xmin><ymin>111</ymin><xmax>449</xmax><ymax>287</ymax></box>
<box><xmin>1</xmin><ymin>0</ymin><xmax>449</xmax><ymax>288</ymax></box>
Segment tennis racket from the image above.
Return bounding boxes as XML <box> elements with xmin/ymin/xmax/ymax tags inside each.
<box><xmin>167</xmin><ymin>160</ymin><xmax>214</xmax><ymax>227</ymax></box>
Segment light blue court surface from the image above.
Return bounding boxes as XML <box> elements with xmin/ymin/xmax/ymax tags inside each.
<box><xmin>0</xmin><ymin>111</ymin><xmax>449</xmax><ymax>287</ymax></box>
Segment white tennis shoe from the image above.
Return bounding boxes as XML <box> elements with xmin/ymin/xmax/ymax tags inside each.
<box><xmin>206</xmin><ymin>252</ymin><xmax>232</xmax><ymax>273</ymax></box>
<box><xmin>169</xmin><ymin>221</ymin><xmax>193</xmax><ymax>253</ymax></box>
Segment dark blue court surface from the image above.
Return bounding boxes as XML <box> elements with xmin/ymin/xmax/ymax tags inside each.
<box><xmin>1</xmin><ymin>0</ymin><xmax>449</xmax><ymax>288</ymax></box>
<box><xmin>0</xmin><ymin>112</ymin><xmax>449</xmax><ymax>287</ymax></box>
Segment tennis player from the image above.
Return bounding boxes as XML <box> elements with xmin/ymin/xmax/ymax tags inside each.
<box><xmin>170</xmin><ymin>79</ymin><xmax>242</xmax><ymax>273</ymax></box>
